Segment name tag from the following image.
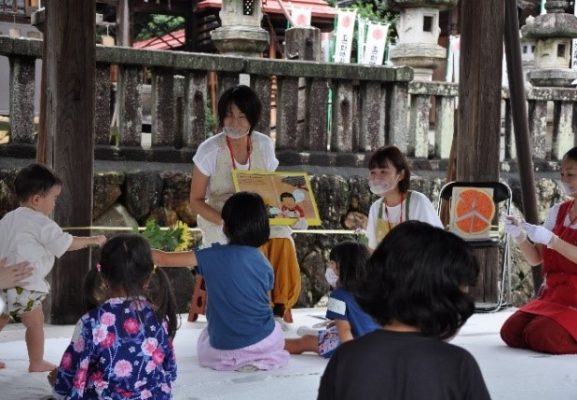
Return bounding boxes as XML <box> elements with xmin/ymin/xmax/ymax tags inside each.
<box><xmin>327</xmin><ymin>297</ymin><xmax>347</xmax><ymax>315</ymax></box>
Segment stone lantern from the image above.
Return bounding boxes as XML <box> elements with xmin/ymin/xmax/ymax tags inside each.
<box><xmin>520</xmin><ymin>31</ymin><xmax>537</xmax><ymax>81</ymax></box>
<box><xmin>211</xmin><ymin>0</ymin><xmax>270</xmax><ymax>57</ymax></box>
<box><xmin>387</xmin><ymin>0</ymin><xmax>458</xmax><ymax>81</ymax></box>
<box><xmin>521</xmin><ymin>0</ymin><xmax>577</xmax><ymax>86</ymax></box>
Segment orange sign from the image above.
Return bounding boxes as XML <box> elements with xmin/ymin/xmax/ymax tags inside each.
<box><xmin>450</xmin><ymin>188</ymin><xmax>495</xmax><ymax>239</ymax></box>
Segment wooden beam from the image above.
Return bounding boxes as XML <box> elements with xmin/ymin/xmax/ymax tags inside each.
<box><xmin>504</xmin><ymin>0</ymin><xmax>542</xmax><ymax>292</ymax></box>
<box><xmin>117</xmin><ymin>0</ymin><xmax>131</xmax><ymax>46</ymax></box>
<box><xmin>457</xmin><ymin>0</ymin><xmax>505</xmax><ymax>303</ymax></box>
<box><xmin>44</xmin><ymin>0</ymin><xmax>96</xmax><ymax>324</ymax></box>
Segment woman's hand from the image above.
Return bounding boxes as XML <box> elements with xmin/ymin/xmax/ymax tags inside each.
<box><xmin>523</xmin><ymin>223</ymin><xmax>555</xmax><ymax>246</ymax></box>
<box><xmin>0</xmin><ymin>258</ymin><xmax>33</xmax><ymax>290</ymax></box>
<box><xmin>504</xmin><ymin>216</ymin><xmax>526</xmax><ymax>243</ymax></box>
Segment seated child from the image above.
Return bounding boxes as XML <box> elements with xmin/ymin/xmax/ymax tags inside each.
<box><xmin>153</xmin><ymin>191</ymin><xmax>290</xmax><ymax>371</ymax></box>
<box><xmin>285</xmin><ymin>241</ymin><xmax>379</xmax><ymax>358</ymax></box>
<box><xmin>0</xmin><ymin>163</ymin><xmax>106</xmax><ymax>371</ymax></box>
<box><xmin>49</xmin><ymin>234</ymin><xmax>178</xmax><ymax>399</ymax></box>
<box><xmin>318</xmin><ymin>221</ymin><xmax>491</xmax><ymax>400</ymax></box>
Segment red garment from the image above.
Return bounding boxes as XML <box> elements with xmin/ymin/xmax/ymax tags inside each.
<box><xmin>517</xmin><ymin>200</ymin><xmax>577</xmax><ymax>340</ymax></box>
<box><xmin>500</xmin><ymin>310</ymin><xmax>577</xmax><ymax>354</ymax></box>
<box><xmin>281</xmin><ymin>205</ymin><xmax>305</xmax><ymax>218</ymax></box>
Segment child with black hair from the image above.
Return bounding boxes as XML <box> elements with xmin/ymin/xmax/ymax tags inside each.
<box><xmin>0</xmin><ymin>163</ymin><xmax>106</xmax><ymax>371</ymax></box>
<box><xmin>285</xmin><ymin>241</ymin><xmax>379</xmax><ymax>358</ymax></box>
<box><xmin>153</xmin><ymin>192</ymin><xmax>289</xmax><ymax>371</ymax></box>
<box><xmin>318</xmin><ymin>221</ymin><xmax>491</xmax><ymax>400</ymax></box>
<box><xmin>49</xmin><ymin>234</ymin><xmax>178</xmax><ymax>399</ymax></box>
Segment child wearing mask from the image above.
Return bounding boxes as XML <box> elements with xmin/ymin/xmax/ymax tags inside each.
<box><xmin>284</xmin><ymin>241</ymin><xmax>379</xmax><ymax>358</ymax></box>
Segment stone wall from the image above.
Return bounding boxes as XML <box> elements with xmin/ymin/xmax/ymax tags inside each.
<box><xmin>0</xmin><ymin>162</ymin><xmax>564</xmax><ymax>311</ymax></box>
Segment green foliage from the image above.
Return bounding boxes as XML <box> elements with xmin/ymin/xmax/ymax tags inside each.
<box><xmin>134</xmin><ymin>14</ymin><xmax>185</xmax><ymax>42</ymax></box>
<box><xmin>342</xmin><ymin>0</ymin><xmax>398</xmax><ymax>24</ymax></box>
<box><xmin>334</xmin><ymin>1</ymin><xmax>400</xmax><ymax>64</ymax></box>
<box><xmin>136</xmin><ymin>219</ymin><xmax>191</xmax><ymax>251</ymax></box>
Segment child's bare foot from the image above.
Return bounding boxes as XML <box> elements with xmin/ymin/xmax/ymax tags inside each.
<box><xmin>0</xmin><ymin>360</ymin><xmax>5</xmax><ymax>369</ymax></box>
<box><xmin>28</xmin><ymin>360</ymin><xmax>57</xmax><ymax>372</ymax></box>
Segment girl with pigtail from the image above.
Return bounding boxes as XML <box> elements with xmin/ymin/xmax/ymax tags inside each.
<box><xmin>49</xmin><ymin>234</ymin><xmax>179</xmax><ymax>399</ymax></box>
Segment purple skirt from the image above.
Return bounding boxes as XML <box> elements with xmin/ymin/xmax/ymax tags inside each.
<box><xmin>197</xmin><ymin>322</ymin><xmax>289</xmax><ymax>371</ymax></box>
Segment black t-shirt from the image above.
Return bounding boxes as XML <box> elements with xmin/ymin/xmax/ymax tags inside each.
<box><xmin>318</xmin><ymin>329</ymin><xmax>491</xmax><ymax>400</ymax></box>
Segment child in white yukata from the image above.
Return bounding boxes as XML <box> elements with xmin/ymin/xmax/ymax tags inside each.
<box><xmin>285</xmin><ymin>241</ymin><xmax>379</xmax><ymax>358</ymax></box>
<box><xmin>0</xmin><ymin>163</ymin><xmax>106</xmax><ymax>371</ymax></box>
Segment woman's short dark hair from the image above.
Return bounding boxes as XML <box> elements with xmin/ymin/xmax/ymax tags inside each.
<box><xmin>367</xmin><ymin>146</ymin><xmax>411</xmax><ymax>193</ymax></box>
<box><xmin>563</xmin><ymin>146</ymin><xmax>577</xmax><ymax>162</ymax></box>
<box><xmin>222</xmin><ymin>192</ymin><xmax>270</xmax><ymax>247</ymax></box>
<box><xmin>14</xmin><ymin>163</ymin><xmax>62</xmax><ymax>203</ymax></box>
<box><xmin>356</xmin><ymin>221</ymin><xmax>479</xmax><ymax>340</ymax></box>
<box><xmin>330</xmin><ymin>241</ymin><xmax>370</xmax><ymax>292</ymax></box>
<box><xmin>217</xmin><ymin>85</ymin><xmax>262</xmax><ymax>131</ymax></box>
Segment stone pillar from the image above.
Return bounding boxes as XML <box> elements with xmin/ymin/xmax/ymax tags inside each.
<box><xmin>211</xmin><ymin>0</ymin><xmax>269</xmax><ymax>57</ymax></box>
<box><xmin>183</xmin><ymin>72</ymin><xmax>208</xmax><ymax>148</ymax></box>
<box><xmin>117</xmin><ymin>65</ymin><xmax>142</xmax><ymax>146</ymax></box>
<box><xmin>9</xmin><ymin>56</ymin><xmax>36</xmax><ymax>144</ymax></box>
<box><xmin>285</xmin><ymin>27</ymin><xmax>323</xmax><ymax>149</ymax></box>
<box><xmin>151</xmin><ymin>68</ymin><xmax>176</xmax><ymax>146</ymax></box>
<box><xmin>522</xmin><ymin>1</ymin><xmax>577</xmax><ymax>87</ymax></box>
<box><xmin>95</xmin><ymin>63</ymin><xmax>112</xmax><ymax>145</ymax></box>
<box><xmin>388</xmin><ymin>0</ymin><xmax>458</xmax><ymax>81</ymax></box>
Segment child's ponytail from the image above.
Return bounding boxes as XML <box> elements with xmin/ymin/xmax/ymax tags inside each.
<box><xmin>147</xmin><ymin>266</ymin><xmax>179</xmax><ymax>338</ymax></box>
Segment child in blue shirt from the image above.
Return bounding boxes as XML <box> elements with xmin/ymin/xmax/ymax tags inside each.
<box><xmin>50</xmin><ymin>234</ymin><xmax>179</xmax><ymax>399</ymax></box>
<box><xmin>285</xmin><ymin>241</ymin><xmax>379</xmax><ymax>358</ymax></box>
<box><xmin>153</xmin><ymin>192</ymin><xmax>289</xmax><ymax>371</ymax></box>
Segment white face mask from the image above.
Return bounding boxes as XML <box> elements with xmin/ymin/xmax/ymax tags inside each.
<box><xmin>223</xmin><ymin>126</ymin><xmax>250</xmax><ymax>139</ymax></box>
<box><xmin>369</xmin><ymin>180</ymin><xmax>391</xmax><ymax>195</ymax></box>
<box><xmin>368</xmin><ymin>176</ymin><xmax>399</xmax><ymax>196</ymax></box>
<box><xmin>561</xmin><ymin>182</ymin><xmax>577</xmax><ymax>197</ymax></box>
<box><xmin>325</xmin><ymin>267</ymin><xmax>339</xmax><ymax>288</ymax></box>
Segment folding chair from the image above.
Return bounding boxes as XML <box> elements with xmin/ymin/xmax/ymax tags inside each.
<box><xmin>437</xmin><ymin>181</ymin><xmax>513</xmax><ymax>312</ymax></box>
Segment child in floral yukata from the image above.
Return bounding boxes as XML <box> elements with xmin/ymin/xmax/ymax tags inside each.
<box><xmin>49</xmin><ymin>234</ymin><xmax>179</xmax><ymax>399</ymax></box>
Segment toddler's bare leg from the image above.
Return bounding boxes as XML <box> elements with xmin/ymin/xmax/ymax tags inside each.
<box><xmin>0</xmin><ymin>314</ymin><xmax>9</xmax><ymax>368</ymax></box>
<box><xmin>284</xmin><ymin>335</ymin><xmax>319</xmax><ymax>355</ymax></box>
<box><xmin>21</xmin><ymin>307</ymin><xmax>56</xmax><ymax>372</ymax></box>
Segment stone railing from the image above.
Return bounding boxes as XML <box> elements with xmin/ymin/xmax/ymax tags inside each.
<box><xmin>1</xmin><ymin>35</ymin><xmax>576</xmax><ymax>166</ymax></box>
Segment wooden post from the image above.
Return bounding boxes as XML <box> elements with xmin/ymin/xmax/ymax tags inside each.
<box><xmin>457</xmin><ymin>0</ymin><xmax>504</xmax><ymax>303</ymax></box>
<box><xmin>504</xmin><ymin>0</ymin><xmax>542</xmax><ymax>292</ymax></box>
<box><xmin>117</xmin><ymin>0</ymin><xmax>132</xmax><ymax>47</ymax></box>
<box><xmin>44</xmin><ymin>1</ymin><xmax>96</xmax><ymax>324</ymax></box>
